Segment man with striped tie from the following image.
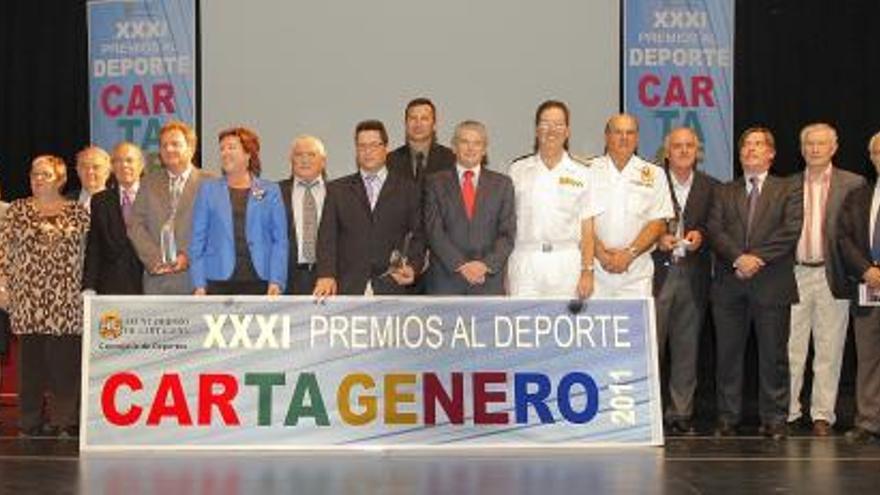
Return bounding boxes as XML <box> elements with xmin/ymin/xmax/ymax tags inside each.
<box><xmin>279</xmin><ymin>135</ymin><xmax>327</xmax><ymax>295</ymax></box>
<box><xmin>82</xmin><ymin>141</ymin><xmax>145</xmax><ymax>294</ymax></box>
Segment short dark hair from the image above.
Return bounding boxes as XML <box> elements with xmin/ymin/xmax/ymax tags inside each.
<box><xmin>405</xmin><ymin>97</ymin><xmax>437</xmax><ymax>121</ymax></box>
<box><xmin>534</xmin><ymin>99</ymin><xmax>570</xmax><ymax>151</ymax></box>
<box><xmin>355</xmin><ymin>120</ymin><xmax>389</xmax><ymax>145</ymax></box>
<box><xmin>738</xmin><ymin>126</ymin><xmax>776</xmax><ymax>152</ymax></box>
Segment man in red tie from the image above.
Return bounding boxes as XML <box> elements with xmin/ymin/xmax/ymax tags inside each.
<box><xmin>423</xmin><ymin>120</ymin><xmax>515</xmax><ymax>295</ymax></box>
<box><xmin>82</xmin><ymin>141</ymin><xmax>145</xmax><ymax>294</ymax></box>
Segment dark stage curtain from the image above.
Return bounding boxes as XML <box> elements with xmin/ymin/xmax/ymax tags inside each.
<box><xmin>0</xmin><ymin>1</ymin><xmax>89</xmax><ymax>201</ymax></box>
<box><xmin>734</xmin><ymin>0</ymin><xmax>880</xmax><ymax>179</ymax></box>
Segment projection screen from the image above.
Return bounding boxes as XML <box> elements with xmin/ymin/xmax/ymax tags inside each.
<box><xmin>201</xmin><ymin>0</ymin><xmax>620</xmax><ymax>180</ymax></box>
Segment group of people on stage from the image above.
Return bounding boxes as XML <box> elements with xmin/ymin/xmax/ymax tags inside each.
<box><xmin>0</xmin><ymin>97</ymin><xmax>879</xmax><ymax>443</ymax></box>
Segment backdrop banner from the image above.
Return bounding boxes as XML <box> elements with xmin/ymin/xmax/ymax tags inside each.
<box><xmin>81</xmin><ymin>296</ymin><xmax>663</xmax><ymax>450</ymax></box>
<box><xmin>623</xmin><ymin>0</ymin><xmax>735</xmax><ymax>180</ymax></box>
<box><xmin>87</xmin><ymin>0</ymin><xmax>196</xmax><ymax>169</ymax></box>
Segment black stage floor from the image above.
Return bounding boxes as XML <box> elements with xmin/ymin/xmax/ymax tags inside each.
<box><xmin>3</xmin><ymin>405</ymin><xmax>880</xmax><ymax>495</ymax></box>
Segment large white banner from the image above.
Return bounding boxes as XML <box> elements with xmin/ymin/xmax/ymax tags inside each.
<box><xmin>82</xmin><ymin>296</ymin><xmax>662</xmax><ymax>451</ymax></box>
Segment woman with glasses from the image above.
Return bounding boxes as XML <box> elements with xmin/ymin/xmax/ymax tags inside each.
<box><xmin>0</xmin><ymin>155</ymin><xmax>90</xmax><ymax>437</ymax></box>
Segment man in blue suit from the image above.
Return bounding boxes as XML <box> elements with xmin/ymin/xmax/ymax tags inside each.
<box><xmin>189</xmin><ymin>127</ymin><xmax>288</xmax><ymax>295</ymax></box>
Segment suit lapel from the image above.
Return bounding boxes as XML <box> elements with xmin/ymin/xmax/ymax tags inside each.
<box><xmin>824</xmin><ymin>169</ymin><xmax>844</xmax><ymax>233</ymax></box>
<box><xmin>349</xmin><ymin>174</ymin><xmax>372</xmax><ymax>214</ymax></box>
<box><xmin>734</xmin><ymin>177</ymin><xmax>750</xmax><ymax>231</ymax></box>
<box><xmin>750</xmin><ymin>175</ymin><xmax>777</xmax><ymax>232</ymax></box>
<box><xmin>157</xmin><ymin>172</ymin><xmax>173</xmax><ymax>218</ymax></box>
<box><xmin>281</xmin><ymin>179</ymin><xmax>299</xmax><ymax>243</ymax></box>
<box><xmin>107</xmin><ymin>188</ymin><xmax>124</xmax><ymax>231</ymax></box>
<box><xmin>180</xmin><ymin>168</ymin><xmax>200</xmax><ymax>206</ymax></box>
<box><xmin>472</xmin><ymin>170</ymin><xmax>493</xmax><ymax>223</ymax></box>
<box><xmin>443</xmin><ymin>171</ymin><xmax>467</xmax><ymax>221</ymax></box>
<box><xmin>374</xmin><ymin>173</ymin><xmax>398</xmax><ymax>216</ymax></box>
<box><xmin>681</xmin><ymin>172</ymin><xmax>702</xmax><ymax>224</ymax></box>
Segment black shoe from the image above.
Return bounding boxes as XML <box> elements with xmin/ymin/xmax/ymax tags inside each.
<box><xmin>17</xmin><ymin>424</ymin><xmax>58</xmax><ymax>438</ymax></box>
<box><xmin>667</xmin><ymin>419</ymin><xmax>699</xmax><ymax>436</ymax></box>
<box><xmin>786</xmin><ymin>416</ymin><xmax>809</xmax><ymax>432</ymax></box>
<box><xmin>58</xmin><ymin>426</ymin><xmax>79</xmax><ymax>439</ymax></box>
<box><xmin>845</xmin><ymin>427</ymin><xmax>876</xmax><ymax>443</ymax></box>
<box><xmin>714</xmin><ymin>420</ymin><xmax>737</xmax><ymax>437</ymax></box>
<box><xmin>17</xmin><ymin>426</ymin><xmax>43</xmax><ymax>438</ymax></box>
<box><xmin>761</xmin><ymin>422</ymin><xmax>787</xmax><ymax>440</ymax></box>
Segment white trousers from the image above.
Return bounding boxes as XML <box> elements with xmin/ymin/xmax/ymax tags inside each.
<box><xmin>592</xmin><ymin>255</ymin><xmax>653</xmax><ymax>299</ymax></box>
<box><xmin>508</xmin><ymin>247</ymin><xmax>580</xmax><ymax>297</ymax></box>
<box><xmin>788</xmin><ymin>265</ymin><xmax>850</xmax><ymax>424</ymax></box>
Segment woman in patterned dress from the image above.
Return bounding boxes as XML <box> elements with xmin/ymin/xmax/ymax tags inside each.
<box><xmin>0</xmin><ymin>155</ymin><xmax>90</xmax><ymax>437</ymax></box>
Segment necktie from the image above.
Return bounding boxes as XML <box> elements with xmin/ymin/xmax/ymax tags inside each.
<box><xmin>121</xmin><ymin>189</ymin><xmax>133</xmax><ymax>226</ymax></box>
<box><xmin>365</xmin><ymin>174</ymin><xmax>379</xmax><ymax>210</ymax></box>
<box><xmin>745</xmin><ymin>176</ymin><xmax>760</xmax><ymax>249</ymax></box>
<box><xmin>301</xmin><ymin>181</ymin><xmax>318</xmax><ymax>263</ymax></box>
<box><xmin>872</xmin><ymin>199</ymin><xmax>880</xmax><ymax>262</ymax></box>
<box><xmin>414</xmin><ymin>152</ymin><xmax>425</xmax><ymax>180</ymax></box>
<box><xmin>170</xmin><ymin>175</ymin><xmax>184</xmax><ymax>213</ymax></box>
<box><xmin>462</xmin><ymin>170</ymin><xmax>476</xmax><ymax>220</ymax></box>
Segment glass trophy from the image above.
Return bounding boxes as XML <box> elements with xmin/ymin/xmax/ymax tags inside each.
<box><xmin>381</xmin><ymin>232</ymin><xmax>412</xmax><ymax>278</ymax></box>
<box><xmin>160</xmin><ymin>219</ymin><xmax>178</xmax><ymax>267</ymax></box>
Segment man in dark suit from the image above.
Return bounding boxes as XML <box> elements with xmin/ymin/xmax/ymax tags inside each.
<box><xmin>279</xmin><ymin>135</ymin><xmax>327</xmax><ymax>295</ymax></box>
<box><xmin>313</xmin><ymin>120</ymin><xmax>424</xmax><ymax>297</ymax></box>
<box><xmin>651</xmin><ymin>127</ymin><xmax>718</xmax><ymax>436</ymax></box>
<box><xmin>707</xmin><ymin>127</ymin><xmax>804</xmax><ymax>439</ymax></box>
<box><xmin>68</xmin><ymin>145</ymin><xmax>112</xmax><ymax>214</ymax></box>
<box><xmin>387</xmin><ymin>97</ymin><xmax>456</xmax><ymax>183</ymax></box>
<box><xmin>424</xmin><ymin>120</ymin><xmax>515</xmax><ymax>295</ymax></box>
<box><xmin>838</xmin><ymin>131</ymin><xmax>880</xmax><ymax>443</ymax></box>
<box><xmin>787</xmin><ymin>123</ymin><xmax>865</xmax><ymax>437</ymax></box>
<box><xmin>83</xmin><ymin>142</ymin><xmax>145</xmax><ymax>294</ymax></box>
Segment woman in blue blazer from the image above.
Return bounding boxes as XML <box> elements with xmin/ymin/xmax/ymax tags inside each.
<box><xmin>190</xmin><ymin>127</ymin><xmax>288</xmax><ymax>295</ymax></box>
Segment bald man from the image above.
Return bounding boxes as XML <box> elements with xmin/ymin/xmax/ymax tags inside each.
<box><xmin>592</xmin><ymin>114</ymin><xmax>673</xmax><ymax>298</ymax></box>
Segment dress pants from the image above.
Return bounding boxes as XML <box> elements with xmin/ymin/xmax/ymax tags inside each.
<box><xmin>788</xmin><ymin>265</ymin><xmax>849</xmax><ymax>424</ymax></box>
<box><xmin>853</xmin><ymin>307</ymin><xmax>880</xmax><ymax>433</ymax></box>
<box><xmin>713</xmin><ymin>283</ymin><xmax>791</xmax><ymax>426</ymax></box>
<box><xmin>17</xmin><ymin>334</ymin><xmax>81</xmax><ymax>430</ymax></box>
<box><xmin>593</xmin><ymin>255</ymin><xmax>654</xmax><ymax>299</ymax></box>
<box><xmin>508</xmin><ymin>247</ymin><xmax>581</xmax><ymax>297</ymax></box>
<box><xmin>655</xmin><ymin>265</ymin><xmax>703</xmax><ymax>421</ymax></box>
<box><xmin>289</xmin><ymin>263</ymin><xmax>318</xmax><ymax>295</ymax></box>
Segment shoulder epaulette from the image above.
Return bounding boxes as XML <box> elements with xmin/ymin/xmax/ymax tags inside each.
<box><xmin>509</xmin><ymin>152</ymin><xmax>536</xmax><ymax>164</ymax></box>
<box><xmin>570</xmin><ymin>154</ymin><xmax>599</xmax><ymax>167</ymax></box>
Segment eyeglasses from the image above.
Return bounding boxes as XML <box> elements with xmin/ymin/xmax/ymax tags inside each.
<box><xmin>537</xmin><ymin>121</ymin><xmax>567</xmax><ymax>131</ymax></box>
<box><xmin>356</xmin><ymin>142</ymin><xmax>385</xmax><ymax>151</ymax></box>
<box><xmin>30</xmin><ymin>171</ymin><xmax>56</xmax><ymax>179</ymax></box>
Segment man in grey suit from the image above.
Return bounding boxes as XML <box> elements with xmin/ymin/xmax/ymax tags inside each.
<box><xmin>787</xmin><ymin>123</ymin><xmax>865</xmax><ymax>436</ymax></box>
<box><xmin>708</xmin><ymin>127</ymin><xmax>804</xmax><ymax>440</ymax></box>
<box><xmin>424</xmin><ymin>120</ymin><xmax>516</xmax><ymax>295</ymax></box>
<box><xmin>128</xmin><ymin>120</ymin><xmax>213</xmax><ymax>294</ymax></box>
<box><xmin>652</xmin><ymin>127</ymin><xmax>718</xmax><ymax>436</ymax></box>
